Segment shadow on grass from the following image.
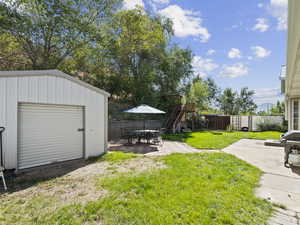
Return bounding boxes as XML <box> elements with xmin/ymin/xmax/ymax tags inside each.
<box><xmin>211</xmin><ymin>131</ymin><xmax>224</xmax><ymax>135</ymax></box>
<box><xmin>162</xmin><ymin>130</ymin><xmax>225</xmax><ymax>142</ymax></box>
<box><xmin>162</xmin><ymin>132</ymin><xmax>193</xmax><ymax>142</ymax></box>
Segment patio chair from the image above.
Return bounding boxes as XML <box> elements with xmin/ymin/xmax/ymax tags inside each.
<box><xmin>144</xmin><ymin>131</ymin><xmax>154</xmax><ymax>144</ymax></box>
<box><xmin>121</xmin><ymin>128</ymin><xmax>136</xmax><ymax>144</ymax></box>
<box><xmin>151</xmin><ymin>128</ymin><xmax>165</xmax><ymax>146</ymax></box>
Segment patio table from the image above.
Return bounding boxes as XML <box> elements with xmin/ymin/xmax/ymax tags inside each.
<box><xmin>131</xmin><ymin>129</ymin><xmax>160</xmax><ymax>144</ymax></box>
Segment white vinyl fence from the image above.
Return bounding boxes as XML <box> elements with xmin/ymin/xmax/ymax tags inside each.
<box><xmin>230</xmin><ymin>115</ymin><xmax>283</xmax><ymax>131</ymax></box>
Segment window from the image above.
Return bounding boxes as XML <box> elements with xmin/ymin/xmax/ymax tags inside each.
<box><xmin>293</xmin><ymin>100</ymin><xmax>299</xmax><ymax>130</ymax></box>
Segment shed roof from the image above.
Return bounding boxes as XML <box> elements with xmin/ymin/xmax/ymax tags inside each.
<box><xmin>0</xmin><ymin>69</ymin><xmax>110</xmax><ymax>97</ymax></box>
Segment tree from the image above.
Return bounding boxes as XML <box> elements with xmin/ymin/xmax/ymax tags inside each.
<box><xmin>0</xmin><ymin>0</ymin><xmax>120</xmax><ymax>69</ymax></box>
<box><xmin>205</xmin><ymin>77</ymin><xmax>221</xmax><ymax>107</ymax></box>
<box><xmin>218</xmin><ymin>88</ymin><xmax>238</xmax><ymax>115</ymax></box>
<box><xmin>184</xmin><ymin>79</ymin><xmax>209</xmax><ymax>112</ymax></box>
<box><xmin>271</xmin><ymin>101</ymin><xmax>285</xmax><ymax>115</ymax></box>
<box><xmin>74</xmin><ymin>9</ymin><xmax>193</xmax><ymax>110</ymax></box>
<box><xmin>218</xmin><ymin>87</ymin><xmax>257</xmax><ymax>115</ymax></box>
<box><xmin>88</xmin><ymin>8</ymin><xmax>169</xmax><ymax>105</ymax></box>
<box><xmin>236</xmin><ymin>87</ymin><xmax>257</xmax><ymax>114</ymax></box>
<box><xmin>155</xmin><ymin>46</ymin><xmax>193</xmax><ymax>110</ymax></box>
<box><xmin>0</xmin><ymin>3</ymin><xmax>196</xmax><ymax>114</ymax></box>
<box><xmin>0</xmin><ymin>33</ymin><xmax>29</xmax><ymax>70</ymax></box>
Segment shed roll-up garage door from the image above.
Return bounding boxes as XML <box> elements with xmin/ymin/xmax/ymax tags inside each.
<box><xmin>18</xmin><ymin>104</ymin><xmax>84</xmax><ymax>169</ymax></box>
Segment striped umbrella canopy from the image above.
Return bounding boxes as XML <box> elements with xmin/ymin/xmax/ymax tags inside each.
<box><xmin>123</xmin><ymin>104</ymin><xmax>165</xmax><ymax>114</ymax></box>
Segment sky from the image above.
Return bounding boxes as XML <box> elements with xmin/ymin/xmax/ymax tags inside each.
<box><xmin>123</xmin><ymin>0</ymin><xmax>288</xmax><ymax>105</ymax></box>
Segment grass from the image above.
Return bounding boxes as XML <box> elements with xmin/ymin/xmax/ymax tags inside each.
<box><xmin>6</xmin><ymin>153</ymin><xmax>273</xmax><ymax>225</ymax></box>
<box><xmin>163</xmin><ymin>131</ymin><xmax>282</xmax><ymax>149</ymax></box>
<box><xmin>89</xmin><ymin>151</ymin><xmax>139</xmax><ymax>163</ymax></box>
<box><xmin>102</xmin><ymin>151</ymin><xmax>139</xmax><ymax>162</ymax></box>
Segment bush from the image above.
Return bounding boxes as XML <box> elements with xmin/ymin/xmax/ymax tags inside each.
<box><xmin>256</xmin><ymin>119</ymin><xmax>287</xmax><ymax>132</ymax></box>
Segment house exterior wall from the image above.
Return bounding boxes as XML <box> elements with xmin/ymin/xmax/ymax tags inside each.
<box><xmin>285</xmin><ymin>0</ymin><xmax>300</xmax><ymax>130</ymax></box>
<box><xmin>0</xmin><ymin>73</ymin><xmax>109</xmax><ymax>169</ymax></box>
<box><xmin>286</xmin><ymin>98</ymin><xmax>300</xmax><ymax>130</ymax></box>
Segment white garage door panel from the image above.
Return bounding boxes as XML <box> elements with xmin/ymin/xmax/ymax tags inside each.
<box><xmin>18</xmin><ymin>104</ymin><xmax>84</xmax><ymax>169</ymax></box>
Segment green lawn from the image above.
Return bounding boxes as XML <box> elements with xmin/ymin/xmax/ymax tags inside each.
<box><xmin>163</xmin><ymin>131</ymin><xmax>282</xmax><ymax>149</ymax></box>
<box><xmin>5</xmin><ymin>153</ymin><xmax>272</xmax><ymax>225</ymax></box>
<box><xmin>89</xmin><ymin>151</ymin><xmax>139</xmax><ymax>163</ymax></box>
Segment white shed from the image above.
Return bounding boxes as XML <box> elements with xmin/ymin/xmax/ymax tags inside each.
<box><xmin>0</xmin><ymin>70</ymin><xmax>109</xmax><ymax>170</ymax></box>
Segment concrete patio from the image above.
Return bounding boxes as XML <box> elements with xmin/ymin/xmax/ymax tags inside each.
<box><xmin>108</xmin><ymin>139</ymin><xmax>223</xmax><ymax>156</ymax></box>
<box><xmin>109</xmin><ymin>139</ymin><xmax>202</xmax><ymax>155</ymax></box>
<box><xmin>223</xmin><ymin>139</ymin><xmax>300</xmax><ymax>225</ymax></box>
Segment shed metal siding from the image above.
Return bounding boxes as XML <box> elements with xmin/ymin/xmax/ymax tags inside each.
<box><xmin>0</xmin><ymin>74</ymin><xmax>107</xmax><ymax>169</ymax></box>
<box><xmin>18</xmin><ymin>104</ymin><xmax>84</xmax><ymax>169</ymax></box>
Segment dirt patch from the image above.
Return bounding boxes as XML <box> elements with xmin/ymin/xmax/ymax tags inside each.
<box><xmin>0</xmin><ymin>156</ymin><xmax>166</xmax><ymax>214</ymax></box>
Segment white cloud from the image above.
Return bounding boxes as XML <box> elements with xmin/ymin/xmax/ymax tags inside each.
<box><xmin>258</xmin><ymin>3</ymin><xmax>264</xmax><ymax>8</ymax></box>
<box><xmin>123</xmin><ymin>0</ymin><xmax>144</xmax><ymax>10</ymax></box>
<box><xmin>192</xmin><ymin>56</ymin><xmax>218</xmax><ymax>77</ymax></box>
<box><xmin>152</xmin><ymin>0</ymin><xmax>170</xmax><ymax>4</ymax></box>
<box><xmin>159</xmin><ymin>5</ymin><xmax>210</xmax><ymax>42</ymax></box>
<box><xmin>268</xmin><ymin>0</ymin><xmax>288</xmax><ymax>30</ymax></box>
<box><xmin>252</xmin><ymin>18</ymin><xmax>269</xmax><ymax>32</ymax></box>
<box><xmin>219</xmin><ymin>63</ymin><xmax>248</xmax><ymax>78</ymax></box>
<box><xmin>253</xmin><ymin>88</ymin><xmax>283</xmax><ymax>104</ymax></box>
<box><xmin>251</xmin><ymin>46</ymin><xmax>271</xmax><ymax>58</ymax></box>
<box><xmin>228</xmin><ymin>48</ymin><xmax>242</xmax><ymax>59</ymax></box>
<box><xmin>149</xmin><ymin>0</ymin><xmax>169</xmax><ymax>11</ymax></box>
<box><xmin>206</xmin><ymin>49</ymin><xmax>216</xmax><ymax>55</ymax></box>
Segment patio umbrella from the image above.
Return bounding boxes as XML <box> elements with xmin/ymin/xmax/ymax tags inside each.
<box><xmin>123</xmin><ymin>104</ymin><xmax>166</xmax><ymax>129</ymax></box>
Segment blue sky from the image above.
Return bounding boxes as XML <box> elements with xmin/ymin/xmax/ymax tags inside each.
<box><xmin>123</xmin><ymin>0</ymin><xmax>288</xmax><ymax>105</ymax></box>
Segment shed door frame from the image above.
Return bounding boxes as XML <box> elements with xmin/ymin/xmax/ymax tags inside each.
<box><xmin>17</xmin><ymin>102</ymin><xmax>86</xmax><ymax>170</ymax></box>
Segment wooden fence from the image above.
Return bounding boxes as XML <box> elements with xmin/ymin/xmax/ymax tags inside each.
<box><xmin>205</xmin><ymin>115</ymin><xmax>231</xmax><ymax>130</ymax></box>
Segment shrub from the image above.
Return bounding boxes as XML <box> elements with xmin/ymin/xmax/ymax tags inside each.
<box><xmin>256</xmin><ymin>119</ymin><xmax>286</xmax><ymax>132</ymax></box>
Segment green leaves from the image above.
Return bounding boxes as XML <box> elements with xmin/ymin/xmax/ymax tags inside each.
<box><xmin>218</xmin><ymin>87</ymin><xmax>257</xmax><ymax>115</ymax></box>
<box><xmin>184</xmin><ymin>79</ymin><xmax>209</xmax><ymax>112</ymax></box>
<box><xmin>93</xmin><ymin>9</ymin><xmax>192</xmax><ymax>108</ymax></box>
<box><xmin>0</xmin><ymin>0</ymin><xmax>121</xmax><ymax>69</ymax></box>
<box><xmin>0</xmin><ymin>1</ymin><xmax>194</xmax><ymax>111</ymax></box>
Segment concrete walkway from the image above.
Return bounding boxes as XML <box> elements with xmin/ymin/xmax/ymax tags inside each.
<box><xmin>146</xmin><ymin>140</ymin><xmax>221</xmax><ymax>156</ymax></box>
<box><xmin>223</xmin><ymin>139</ymin><xmax>300</xmax><ymax>225</ymax></box>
